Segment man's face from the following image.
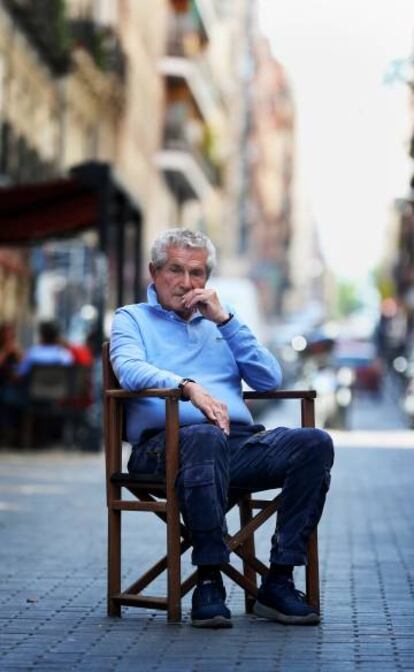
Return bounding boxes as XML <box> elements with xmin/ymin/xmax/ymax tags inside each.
<box><xmin>150</xmin><ymin>245</ymin><xmax>208</xmax><ymax>319</ymax></box>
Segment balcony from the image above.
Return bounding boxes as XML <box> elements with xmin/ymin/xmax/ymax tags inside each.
<box><xmin>160</xmin><ymin>2</ymin><xmax>224</xmax><ymax>202</ymax></box>
<box><xmin>3</xmin><ymin>2</ymin><xmax>125</xmax><ymax>78</ymax></box>
<box><xmin>160</xmin><ymin>55</ymin><xmax>221</xmax><ymax>126</ymax></box>
<box><xmin>162</xmin><ymin>8</ymin><xmax>223</xmax><ymax>124</ymax></box>
<box><xmin>168</xmin><ymin>0</ymin><xmax>220</xmax><ymax>42</ymax></box>
<box><xmin>155</xmin><ymin>119</ymin><xmax>219</xmax><ymax>202</ymax></box>
<box><xmin>0</xmin><ymin>122</ymin><xmax>57</xmax><ymax>185</ymax></box>
<box><xmin>4</xmin><ymin>0</ymin><xmax>70</xmax><ymax>74</ymax></box>
<box><xmin>69</xmin><ymin>20</ymin><xmax>125</xmax><ymax>78</ymax></box>
<box><xmin>166</xmin><ymin>7</ymin><xmax>207</xmax><ymax>58</ymax></box>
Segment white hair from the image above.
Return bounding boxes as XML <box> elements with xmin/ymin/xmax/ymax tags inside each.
<box><xmin>150</xmin><ymin>228</ymin><xmax>217</xmax><ymax>277</ymax></box>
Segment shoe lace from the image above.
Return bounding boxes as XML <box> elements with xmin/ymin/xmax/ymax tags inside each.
<box><xmin>268</xmin><ymin>576</ymin><xmax>307</xmax><ymax>602</ymax></box>
<box><xmin>286</xmin><ymin>577</ymin><xmax>307</xmax><ymax>602</ymax></box>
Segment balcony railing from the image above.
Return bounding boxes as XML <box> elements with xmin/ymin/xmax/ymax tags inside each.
<box><xmin>69</xmin><ymin>20</ymin><xmax>125</xmax><ymax>77</ymax></box>
<box><xmin>166</xmin><ymin>12</ymin><xmax>206</xmax><ymax>58</ymax></box>
<box><xmin>156</xmin><ymin>116</ymin><xmax>220</xmax><ymax>202</ymax></box>
<box><xmin>3</xmin><ymin>2</ymin><xmax>125</xmax><ymax>77</ymax></box>
<box><xmin>4</xmin><ymin>0</ymin><xmax>71</xmax><ymax>74</ymax></box>
<box><xmin>0</xmin><ymin>122</ymin><xmax>57</xmax><ymax>185</ymax></box>
<box><xmin>163</xmin><ymin>124</ymin><xmax>220</xmax><ymax>187</ymax></box>
<box><xmin>160</xmin><ymin>56</ymin><xmax>222</xmax><ymax>127</ymax></box>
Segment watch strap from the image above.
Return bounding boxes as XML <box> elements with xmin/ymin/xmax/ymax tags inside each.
<box><xmin>178</xmin><ymin>378</ymin><xmax>196</xmax><ymax>400</ymax></box>
<box><xmin>217</xmin><ymin>313</ymin><xmax>234</xmax><ymax>327</ymax></box>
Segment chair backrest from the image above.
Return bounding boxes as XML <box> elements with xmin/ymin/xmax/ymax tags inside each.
<box><xmin>28</xmin><ymin>365</ymin><xmax>72</xmax><ymax>402</ymax></box>
<box><xmin>103</xmin><ymin>342</ymin><xmax>119</xmax><ymax>391</ymax></box>
<box><xmin>28</xmin><ymin>364</ymin><xmax>91</xmax><ymax>404</ymax></box>
<box><xmin>102</xmin><ymin>343</ymin><xmax>129</xmax><ymax>443</ymax></box>
<box><xmin>103</xmin><ymin>341</ymin><xmax>126</xmax><ymax>477</ymax></box>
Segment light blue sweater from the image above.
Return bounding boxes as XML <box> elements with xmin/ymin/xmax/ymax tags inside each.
<box><xmin>110</xmin><ymin>284</ymin><xmax>282</xmax><ymax>444</ymax></box>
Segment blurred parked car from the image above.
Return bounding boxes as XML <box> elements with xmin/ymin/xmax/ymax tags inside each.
<box><xmin>402</xmin><ymin>378</ymin><xmax>414</xmax><ymax>428</ymax></box>
<box><xmin>267</xmin><ymin>323</ymin><xmax>306</xmax><ymax>386</ymax></box>
<box><xmin>297</xmin><ymin>357</ymin><xmax>352</xmax><ymax>429</ymax></box>
<box><xmin>333</xmin><ymin>340</ymin><xmax>383</xmax><ymax>393</ymax></box>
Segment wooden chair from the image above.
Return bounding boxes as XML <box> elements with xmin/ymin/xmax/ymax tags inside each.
<box><xmin>103</xmin><ymin>342</ymin><xmax>319</xmax><ymax>623</ymax></box>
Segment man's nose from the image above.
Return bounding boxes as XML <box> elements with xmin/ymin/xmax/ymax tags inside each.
<box><xmin>182</xmin><ymin>270</ymin><xmax>192</xmax><ymax>288</ymax></box>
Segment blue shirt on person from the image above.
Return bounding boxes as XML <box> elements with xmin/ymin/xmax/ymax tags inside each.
<box><xmin>110</xmin><ymin>284</ymin><xmax>282</xmax><ymax>445</ymax></box>
<box><xmin>18</xmin><ymin>344</ymin><xmax>74</xmax><ymax>377</ymax></box>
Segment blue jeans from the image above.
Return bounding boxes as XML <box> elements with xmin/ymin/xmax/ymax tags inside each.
<box><xmin>128</xmin><ymin>423</ymin><xmax>334</xmax><ymax>566</ymax></box>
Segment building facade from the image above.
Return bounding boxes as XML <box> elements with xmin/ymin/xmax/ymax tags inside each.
<box><xmin>0</xmin><ymin>0</ymin><xmax>302</xmax><ymax>333</ymax></box>
<box><xmin>248</xmin><ymin>37</ymin><xmax>295</xmax><ymax>317</ymax></box>
<box><xmin>380</xmin><ymin>54</ymin><xmax>414</xmax><ymax>340</ymax></box>
<box><xmin>0</xmin><ymin>0</ymin><xmax>127</xmax><ymax>328</ymax></box>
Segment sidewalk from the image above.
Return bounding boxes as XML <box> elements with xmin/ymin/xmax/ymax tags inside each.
<box><xmin>0</xmin><ymin>439</ymin><xmax>413</xmax><ymax>672</ymax></box>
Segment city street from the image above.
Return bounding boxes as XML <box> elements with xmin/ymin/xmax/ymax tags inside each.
<box><xmin>1</xmin><ymin>0</ymin><xmax>414</xmax><ymax>670</ymax></box>
<box><xmin>259</xmin><ymin>373</ymin><xmax>410</xmax><ymax>435</ymax></box>
<box><xmin>1</xmin><ymin>386</ymin><xmax>413</xmax><ymax>672</ymax></box>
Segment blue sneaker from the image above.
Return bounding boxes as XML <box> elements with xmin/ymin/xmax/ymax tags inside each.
<box><xmin>253</xmin><ymin>576</ymin><xmax>320</xmax><ymax>625</ymax></box>
<box><xmin>191</xmin><ymin>576</ymin><xmax>232</xmax><ymax>628</ymax></box>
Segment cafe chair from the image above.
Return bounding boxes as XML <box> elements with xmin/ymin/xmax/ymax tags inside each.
<box><xmin>21</xmin><ymin>363</ymin><xmax>91</xmax><ymax>448</ymax></box>
<box><xmin>103</xmin><ymin>342</ymin><xmax>319</xmax><ymax>623</ymax></box>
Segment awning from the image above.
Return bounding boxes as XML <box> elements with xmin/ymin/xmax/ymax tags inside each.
<box><xmin>0</xmin><ymin>178</ymin><xmax>98</xmax><ymax>245</ymax></box>
<box><xmin>0</xmin><ymin>161</ymin><xmax>144</xmax><ymax>308</ymax></box>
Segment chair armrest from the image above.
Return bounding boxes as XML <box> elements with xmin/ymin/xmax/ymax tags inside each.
<box><xmin>106</xmin><ymin>388</ymin><xmax>316</xmax><ymax>400</ymax></box>
<box><xmin>243</xmin><ymin>390</ymin><xmax>316</xmax><ymax>400</ymax></box>
<box><xmin>105</xmin><ymin>388</ymin><xmax>181</xmax><ymax>400</ymax></box>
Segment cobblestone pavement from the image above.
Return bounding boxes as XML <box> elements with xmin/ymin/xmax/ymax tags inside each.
<box><xmin>0</xmin><ymin>438</ymin><xmax>413</xmax><ymax>672</ymax></box>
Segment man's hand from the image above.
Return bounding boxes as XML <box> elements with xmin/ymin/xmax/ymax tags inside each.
<box><xmin>181</xmin><ymin>288</ymin><xmax>229</xmax><ymax>324</ymax></box>
<box><xmin>183</xmin><ymin>382</ymin><xmax>230</xmax><ymax>435</ymax></box>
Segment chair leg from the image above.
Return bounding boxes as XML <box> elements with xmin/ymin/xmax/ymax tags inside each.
<box><xmin>165</xmin><ymin>397</ymin><xmax>182</xmax><ymax>623</ymax></box>
<box><xmin>239</xmin><ymin>494</ymin><xmax>257</xmax><ymax>613</ymax></box>
<box><xmin>108</xmin><ymin>508</ymin><xmax>121</xmax><ymax>617</ymax></box>
<box><xmin>166</xmin><ymin>489</ymin><xmax>182</xmax><ymax>623</ymax></box>
<box><xmin>306</xmin><ymin>528</ymin><xmax>320</xmax><ymax>612</ymax></box>
<box><xmin>301</xmin><ymin>396</ymin><xmax>320</xmax><ymax>611</ymax></box>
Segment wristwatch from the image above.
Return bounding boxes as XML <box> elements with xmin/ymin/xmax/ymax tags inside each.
<box><xmin>178</xmin><ymin>378</ymin><xmax>196</xmax><ymax>400</ymax></box>
<box><xmin>217</xmin><ymin>313</ymin><xmax>234</xmax><ymax>327</ymax></box>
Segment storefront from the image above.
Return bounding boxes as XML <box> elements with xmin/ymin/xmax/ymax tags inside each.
<box><xmin>0</xmin><ymin>161</ymin><xmax>143</xmax><ymax>341</ymax></box>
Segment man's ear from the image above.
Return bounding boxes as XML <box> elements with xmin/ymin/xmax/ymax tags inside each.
<box><xmin>149</xmin><ymin>262</ymin><xmax>156</xmax><ymax>280</ymax></box>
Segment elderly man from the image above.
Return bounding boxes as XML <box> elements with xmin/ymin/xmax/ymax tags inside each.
<box><xmin>110</xmin><ymin>228</ymin><xmax>334</xmax><ymax>628</ymax></box>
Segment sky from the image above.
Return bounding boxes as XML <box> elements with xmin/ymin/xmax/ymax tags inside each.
<box><xmin>259</xmin><ymin>0</ymin><xmax>414</xmax><ymax>282</ymax></box>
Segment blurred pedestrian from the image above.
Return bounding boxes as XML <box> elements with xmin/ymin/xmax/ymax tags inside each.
<box><xmin>58</xmin><ymin>328</ymin><xmax>103</xmax><ymax>452</ymax></box>
<box><xmin>17</xmin><ymin>320</ymin><xmax>74</xmax><ymax>377</ymax></box>
<box><xmin>0</xmin><ymin>322</ymin><xmax>24</xmax><ymax>445</ymax></box>
<box><xmin>59</xmin><ymin>335</ymin><xmax>94</xmax><ymax>367</ymax></box>
<box><xmin>111</xmin><ymin>228</ymin><xmax>334</xmax><ymax>628</ymax></box>
<box><xmin>14</xmin><ymin>321</ymin><xmax>74</xmax><ymax>448</ymax></box>
<box><xmin>0</xmin><ymin>322</ymin><xmax>22</xmax><ymax>383</ymax></box>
